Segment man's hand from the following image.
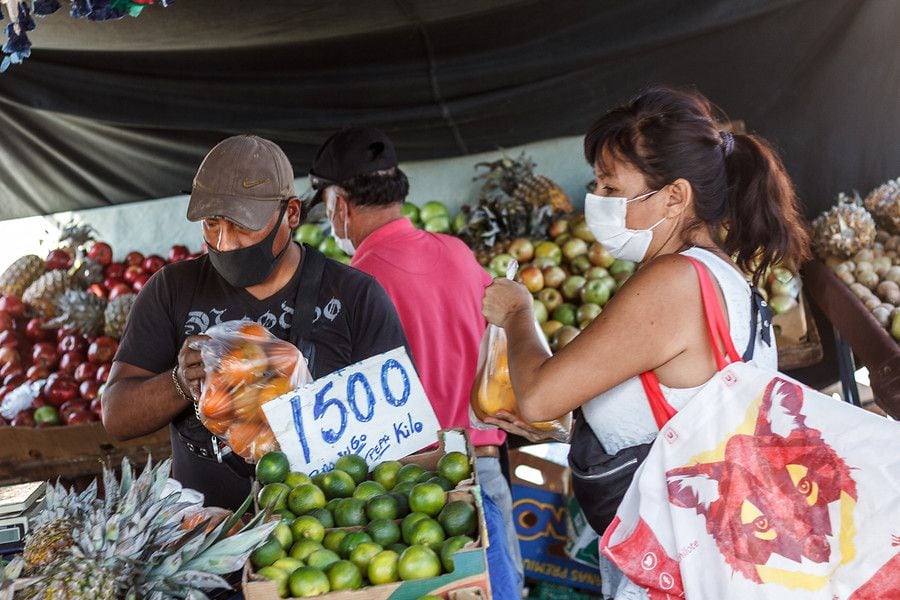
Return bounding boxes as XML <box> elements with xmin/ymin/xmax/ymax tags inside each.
<box><xmin>176</xmin><ymin>335</ymin><xmax>209</xmax><ymax>401</ymax></box>
<box><xmin>483</xmin><ymin>410</ymin><xmax>558</xmax><ymax>443</ymax></box>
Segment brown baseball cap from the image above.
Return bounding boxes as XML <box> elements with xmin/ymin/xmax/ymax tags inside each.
<box><xmin>187</xmin><ymin>135</ymin><xmax>296</xmax><ymax>231</ymax></box>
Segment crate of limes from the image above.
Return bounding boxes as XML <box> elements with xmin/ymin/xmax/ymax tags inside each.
<box><xmin>243</xmin><ymin>432</ymin><xmax>489</xmax><ymax>599</ymax></box>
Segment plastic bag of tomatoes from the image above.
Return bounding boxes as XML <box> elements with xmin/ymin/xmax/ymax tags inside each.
<box><xmin>195</xmin><ymin>320</ymin><xmax>312</xmax><ymax>462</ymax></box>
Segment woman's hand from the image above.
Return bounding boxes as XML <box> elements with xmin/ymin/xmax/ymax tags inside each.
<box><xmin>482</xmin><ymin>278</ymin><xmax>534</xmax><ymax>329</ymax></box>
<box><xmin>483</xmin><ymin>410</ymin><xmax>557</xmax><ymax>443</ymax></box>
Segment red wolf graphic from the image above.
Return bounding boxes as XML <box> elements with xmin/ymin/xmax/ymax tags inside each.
<box><xmin>666</xmin><ymin>377</ymin><xmax>858</xmax><ymax>585</ymax></box>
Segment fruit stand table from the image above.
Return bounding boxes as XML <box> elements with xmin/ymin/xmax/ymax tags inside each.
<box><xmin>802</xmin><ymin>260</ymin><xmax>900</xmax><ymax>419</ymax></box>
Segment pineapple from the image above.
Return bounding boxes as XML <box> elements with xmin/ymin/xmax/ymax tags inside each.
<box><xmin>864</xmin><ymin>177</ymin><xmax>900</xmax><ymax>235</ymax></box>
<box><xmin>103</xmin><ymin>293</ymin><xmax>137</xmax><ymax>339</ymax></box>
<box><xmin>47</xmin><ymin>290</ymin><xmax>107</xmax><ymax>337</ymax></box>
<box><xmin>0</xmin><ymin>255</ymin><xmax>45</xmax><ymax>298</ymax></box>
<box><xmin>812</xmin><ymin>192</ymin><xmax>877</xmax><ymax>259</ymax></box>
<box><xmin>71</xmin><ymin>258</ymin><xmax>105</xmax><ymax>288</ymax></box>
<box><xmin>22</xmin><ymin>271</ymin><xmax>74</xmax><ymax>318</ymax></box>
<box><xmin>14</xmin><ymin>458</ymin><xmax>277</xmax><ymax>600</ymax></box>
<box><xmin>56</xmin><ymin>222</ymin><xmax>95</xmax><ymax>259</ymax></box>
<box><xmin>512</xmin><ymin>174</ymin><xmax>572</xmax><ymax>213</ymax></box>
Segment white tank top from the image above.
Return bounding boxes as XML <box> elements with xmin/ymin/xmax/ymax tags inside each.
<box><xmin>582</xmin><ymin>247</ymin><xmax>777</xmax><ymax>454</ymax></box>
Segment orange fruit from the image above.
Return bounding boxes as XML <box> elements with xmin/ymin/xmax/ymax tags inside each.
<box><xmin>232</xmin><ymin>384</ymin><xmax>261</xmax><ymax>421</ymax></box>
<box><xmin>200</xmin><ymin>385</ymin><xmax>233</xmax><ymax>420</ymax></box>
<box><xmin>228</xmin><ymin>420</ymin><xmax>264</xmax><ymax>456</ymax></box>
<box><xmin>251</xmin><ymin>428</ymin><xmax>279</xmax><ymax>462</ymax></box>
<box><xmin>219</xmin><ymin>342</ymin><xmax>269</xmax><ymax>387</ymax></box>
<box><xmin>268</xmin><ymin>343</ymin><xmax>300</xmax><ymax>377</ymax></box>
<box><xmin>239</xmin><ymin>322</ymin><xmax>270</xmax><ymax>339</ymax></box>
<box><xmin>258</xmin><ymin>376</ymin><xmax>294</xmax><ymax>406</ymax></box>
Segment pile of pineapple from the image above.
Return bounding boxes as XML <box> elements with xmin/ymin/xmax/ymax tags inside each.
<box><xmin>0</xmin><ymin>222</ymin><xmax>201</xmax><ymax>427</ymax></box>
<box><xmin>0</xmin><ymin>458</ymin><xmax>277</xmax><ymax>600</ymax></box>
<box><xmin>814</xmin><ymin>178</ymin><xmax>900</xmax><ymax>340</ymax></box>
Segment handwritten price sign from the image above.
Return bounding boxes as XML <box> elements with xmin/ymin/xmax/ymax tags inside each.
<box><xmin>262</xmin><ymin>347</ymin><xmax>440</xmax><ymax>475</ymax></box>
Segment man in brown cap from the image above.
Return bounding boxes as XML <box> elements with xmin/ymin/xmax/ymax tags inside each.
<box><xmin>103</xmin><ymin>135</ymin><xmax>409</xmax><ymax>509</ymax></box>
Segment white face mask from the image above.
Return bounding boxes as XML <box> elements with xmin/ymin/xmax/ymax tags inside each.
<box><xmin>326</xmin><ymin>195</ymin><xmax>356</xmax><ymax>256</ymax></box>
<box><xmin>584</xmin><ymin>190</ymin><xmax>666</xmax><ymax>263</ymax></box>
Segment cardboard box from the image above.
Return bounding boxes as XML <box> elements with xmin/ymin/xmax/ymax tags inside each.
<box><xmin>510</xmin><ymin>449</ymin><xmax>602</xmax><ymax>594</ymax></box>
<box><xmin>0</xmin><ymin>422</ymin><xmax>171</xmax><ymax>484</ymax></box>
<box><xmin>242</xmin><ymin>429</ymin><xmax>489</xmax><ymax>599</ymax></box>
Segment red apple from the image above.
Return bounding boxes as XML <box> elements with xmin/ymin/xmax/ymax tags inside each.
<box><xmin>26</xmin><ymin>364</ymin><xmax>50</xmax><ymax>381</ymax></box>
<box><xmin>34</xmin><ymin>405</ymin><xmax>62</xmax><ymax>426</ymax></box>
<box><xmin>87</xmin><ymin>336</ymin><xmax>118</xmax><ymax>364</ymax></box>
<box><xmin>108</xmin><ymin>282</ymin><xmax>133</xmax><ymax>301</ymax></box>
<box><xmin>58</xmin><ymin>351</ymin><xmax>85</xmax><ymax>375</ymax></box>
<box><xmin>0</xmin><ymin>345</ymin><xmax>21</xmax><ymax>368</ymax></box>
<box><xmin>132</xmin><ymin>273</ymin><xmax>151</xmax><ymax>293</ymax></box>
<box><xmin>96</xmin><ymin>362</ymin><xmax>113</xmax><ymax>383</ymax></box>
<box><xmin>59</xmin><ymin>399</ymin><xmax>87</xmax><ymax>422</ymax></box>
<box><xmin>517</xmin><ymin>265</ymin><xmax>545</xmax><ymax>293</ymax></box>
<box><xmin>0</xmin><ymin>330</ymin><xmax>19</xmax><ymax>349</ymax></box>
<box><xmin>0</xmin><ymin>295</ymin><xmax>25</xmax><ymax>318</ymax></box>
<box><xmin>66</xmin><ymin>408</ymin><xmax>97</xmax><ymax>425</ymax></box>
<box><xmin>89</xmin><ymin>396</ymin><xmax>102</xmax><ymax>415</ymax></box>
<box><xmin>43</xmin><ymin>373</ymin><xmax>79</xmax><ymax>407</ymax></box>
<box><xmin>24</xmin><ymin>317</ymin><xmax>52</xmax><ymax>341</ymax></box>
<box><xmin>45</xmin><ymin>248</ymin><xmax>73</xmax><ymax>271</ymax></box>
<box><xmin>0</xmin><ymin>362</ymin><xmax>21</xmax><ymax>379</ymax></box>
<box><xmin>56</xmin><ymin>327</ymin><xmax>78</xmax><ymax>342</ymax></box>
<box><xmin>0</xmin><ymin>310</ymin><xmax>13</xmax><ymax>332</ymax></box>
<box><xmin>168</xmin><ymin>244</ymin><xmax>190</xmax><ymax>263</ymax></box>
<box><xmin>123</xmin><ymin>265</ymin><xmax>144</xmax><ymax>284</ymax></box>
<box><xmin>87</xmin><ymin>241</ymin><xmax>113</xmax><ymax>266</ymax></box>
<box><xmin>30</xmin><ymin>342</ymin><xmax>58</xmax><ymax>369</ymax></box>
<box><xmin>32</xmin><ymin>392</ymin><xmax>48</xmax><ymax>408</ymax></box>
<box><xmin>124</xmin><ymin>251</ymin><xmax>144</xmax><ymax>267</ymax></box>
<box><xmin>3</xmin><ymin>372</ymin><xmax>25</xmax><ymax>388</ymax></box>
<box><xmin>142</xmin><ymin>255</ymin><xmax>166</xmax><ymax>274</ymax></box>
<box><xmin>103</xmin><ymin>276</ymin><xmax>125</xmax><ymax>290</ymax></box>
<box><xmin>80</xmin><ymin>379</ymin><xmax>101</xmax><ymax>401</ymax></box>
<box><xmin>58</xmin><ymin>334</ymin><xmax>87</xmax><ymax>355</ymax></box>
<box><xmin>11</xmin><ymin>410</ymin><xmax>35</xmax><ymax>427</ymax></box>
<box><xmin>87</xmin><ymin>283</ymin><xmax>108</xmax><ymax>300</ymax></box>
<box><xmin>104</xmin><ymin>262</ymin><xmax>126</xmax><ymax>280</ymax></box>
<box><xmin>74</xmin><ymin>362</ymin><xmax>99</xmax><ymax>382</ymax></box>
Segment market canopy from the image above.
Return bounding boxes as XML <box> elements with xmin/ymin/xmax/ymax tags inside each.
<box><xmin>0</xmin><ymin>0</ymin><xmax>897</xmax><ymax>221</ymax></box>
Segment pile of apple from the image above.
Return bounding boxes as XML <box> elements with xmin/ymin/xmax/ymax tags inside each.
<box><xmin>484</xmin><ymin>215</ymin><xmax>636</xmax><ymax>352</ymax></box>
<box><xmin>0</xmin><ymin>242</ymin><xmax>203</xmax><ymax>428</ymax></box>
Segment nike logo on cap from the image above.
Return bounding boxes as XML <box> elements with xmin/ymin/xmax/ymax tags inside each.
<box><xmin>241</xmin><ymin>178</ymin><xmax>269</xmax><ymax>189</ymax></box>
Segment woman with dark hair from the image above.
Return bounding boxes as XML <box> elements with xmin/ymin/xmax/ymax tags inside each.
<box><xmin>481</xmin><ymin>87</ymin><xmax>811</xmax><ymax>598</ymax></box>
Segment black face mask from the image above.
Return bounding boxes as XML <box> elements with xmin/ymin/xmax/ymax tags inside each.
<box><xmin>207</xmin><ymin>203</ymin><xmax>290</xmax><ymax>288</ymax></box>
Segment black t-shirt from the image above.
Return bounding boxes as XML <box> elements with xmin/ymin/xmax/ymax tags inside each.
<box><xmin>115</xmin><ymin>244</ymin><xmax>410</xmax><ymax>509</ymax></box>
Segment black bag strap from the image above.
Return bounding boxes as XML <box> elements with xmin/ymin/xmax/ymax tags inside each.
<box><xmin>290</xmin><ymin>244</ymin><xmax>327</xmax><ymax>345</ymax></box>
<box><xmin>741</xmin><ymin>286</ymin><xmax>773</xmax><ymax>362</ymax></box>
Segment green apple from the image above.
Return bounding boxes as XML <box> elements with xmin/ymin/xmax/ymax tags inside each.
<box><xmin>509</xmin><ymin>238</ymin><xmax>535</xmax><ymax>263</ymax></box>
<box><xmin>561</xmin><ymin>276</ymin><xmax>586</xmax><ymax>302</ymax></box>
<box><xmin>541</xmin><ymin>320</ymin><xmax>564</xmax><ymax>340</ymax></box>
<box><xmin>294</xmin><ymin>223</ymin><xmax>325</xmax><ymax>247</ymax></box>
<box><xmin>532</xmin><ymin>299</ymin><xmax>549</xmax><ymax>324</ymax></box>
<box><xmin>577</xmin><ymin>303</ymin><xmax>602</xmax><ymax>324</ymax></box>
<box><xmin>537</xmin><ymin>288</ymin><xmax>563</xmax><ymax>312</ymax></box>
<box><xmin>609</xmin><ymin>259</ymin><xmax>637</xmax><ymax>276</ymax></box>
<box><xmin>588</xmin><ymin>242</ymin><xmax>616</xmax><ymax>268</ymax></box>
<box><xmin>550</xmin><ymin>325</ymin><xmax>580</xmax><ymax>352</ymax></box>
<box><xmin>571</xmin><ymin>218</ymin><xmax>597</xmax><ymax>243</ymax></box>
<box><xmin>533</xmin><ymin>241</ymin><xmax>562</xmax><ymax>266</ymax></box>
<box><xmin>451</xmin><ymin>212</ymin><xmax>466</xmax><ymax>234</ymax></box>
<box><xmin>532</xmin><ymin>256</ymin><xmax>558</xmax><ymax>270</ymax></box>
<box><xmin>34</xmin><ymin>406</ymin><xmax>61</xmax><ymax>426</ymax></box>
<box><xmin>541</xmin><ymin>265</ymin><xmax>566</xmax><ymax>289</ymax></box>
<box><xmin>562</xmin><ymin>238</ymin><xmax>589</xmax><ymax>261</ymax></box>
<box><xmin>551</xmin><ymin>303</ymin><xmax>578</xmax><ymax>327</ymax></box>
<box><xmin>569</xmin><ymin>255</ymin><xmax>592</xmax><ymax>275</ymax></box>
<box><xmin>489</xmin><ymin>253</ymin><xmax>516</xmax><ymax>276</ymax></box>
<box><xmin>419</xmin><ymin>201</ymin><xmax>449</xmax><ymax>223</ymax></box>
<box><xmin>424</xmin><ymin>216</ymin><xmax>451</xmax><ymax>233</ymax></box>
<box><xmin>580</xmin><ymin>279</ymin><xmax>611</xmax><ymax>306</ymax></box>
<box><xmin>548</xmin><ymin>218</ymin><xmax>569</xmax><ymax>239</ymax></box>
<box><xmin>553</xmin><ymin>233</ymin><xmax>572</xmax><ymax>247</ymax></box>
<box><xmin>584</xmin><ymin>266</ymin><xmax>609</xmax><ymax>280</ymax></box>
<box><xmin>400</xmin><ymin>202</ymin><xmax>420</xmax><ymax>223</ymax></box>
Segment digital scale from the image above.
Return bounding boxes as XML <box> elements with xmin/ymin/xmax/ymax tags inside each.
<box><xmin>0</xmin><ymin>481</ymin><xmax>45</xmax><ymax>555</ymax></box>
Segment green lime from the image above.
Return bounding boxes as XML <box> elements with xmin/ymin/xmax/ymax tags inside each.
<box><xmin>272</xmin><ymin>521</ymin><xmax>294</xmax><ymax>550</ymax></box>
<box><xmin>338</xmin><ymin>531</ymin><xmax>373</xmax><ymax>559</ymax></box>
<box><xmin>256</xmin><ymin>565</ymin><xmax>289</xmax><ymax>597</ymax></box>
<box><xmin>400</xmin><ymin>202</ymin><xmax>420</xmax><ymax>223</ymax></box>
<box><xmin>440</xmin><ymin>535</ymin><xmax>473</xmax><ymax>573</ymax></box>
<box><xmin>321</xmin><ymin>470</ymin><xmax>356</xmax><ymax>499</ymax></box>
<box><xmin>349</xmin><ymin>541</ymin><xmax>383</xmax><ymax>573</ymax></box>
<box><xmin>289</xmin><ymin>539</ymin><xmax>323</xmax><ymax>562</ymax></box>
<box><xmin>366</xmin><ymin>494</ymin><xmax>399</xmax><ymax>521</ymax></box>
<box><xmin>371</xmin><ymin>460</ymin><xmax>403</xmax><ymax>490</ymax></box>
<box><xmin>352</xmin><ymin>480</ymin><xmax>386</xmax><ymax>502</ymax></box>
<box><xmin>398</xmin><ymin>544</ymin><xmax>442</xmax><ymax>580</ymax></box>
<box><xmin>424</xmin><ymin>215</ymin><xmax>450</xmax><ymax>233</ymax></box>
<box><xmin>387</xmin><ymin>542</ymin><xmax>408</xmax><ymax>555</ymax></box>
<box><xmin>393</xmin><ymin>480</ymin><xmax>416</xmax><ymax>497</ymax></box>
<box><xmin>294</xmin><ymin>223</ymin><xmax>325</xmax><ymax>247</ymax></box>
<box><xmin>251</xmin><ymin>538</ymin><xmax>286</xmax><ymax>569</ymax></box>
<box><xmin>305</xmin><ymin>548</ymin><xmax>341</xmax><ymax>571</ymax></box>
<box><xmin>451</xmin><ymin>211</ymin><xmax>466</xmax><ymax>234</ymax></box>
<box><xmin>416</xmin><ymin>470</ymin><xmax>436</xmax><ymax>484</ymax></box>
<box><xmin>272</xmin><ymin>557</ymin><xmax>305</xmax><ymax>575</ymax></box>
<box><xmin>437</xmin><ymin>451</ymin><xmax>472</xmax><ymax>486</ymax></box>
<box><xmin>396</xmin><ymin>463</ymin><xmax>426</xmax><ymax>485</ymax></box>
<box><xmin>318</xmin><ymin>236</ymin><xmax>343</xmax><ymax>258</ymax></box>
<box><xmin>322</xmin><ymin>530</ymin><xmax>347</xmax><ymax>554</ymax></box>
<box><xmin>333</xmin><ymin>498</ymin><xmax>367</xmax><ymax>528</ymax></box>
<box><xmin>408</xmin><ymin>517</ymin><xmax>445</xmax><ymax>550</ymax></box>
<box><xmin>287</xmin><ymin>484</ymin><xmax>326</xmax><ymax>516</ymax></box>
<box><xmin>419</xmin><ymin>200</ymin><xmax>449</xmax><ymax>222</ymax></box>
<box><xmin>256</xmin><ymin>452</ymin><xmax>291</xmax><ymax>485</ymax></box>
<box><xmin>304</xmin><ymin>507</ymin><xmax>334</xmax><ymax>529</ymax></box>
<box><xmin>285</xmin><ymin>471</ymin><xmax>312</xmax><ymax>488</ymax></box>
<box><xmin>401</xmin><ymin>512</ymin><xmax>430</xmax><ymax>544</ymax></box>
<box><xmin>326</xmin><ymin>559</ymin><xmax>363</xmax><ymax>590</ymax></box>
<box><xmin>366</xmin><ymin>518</ymin><xmax>401</xmax><ymax>547</ymax></box>
<box><xmin>390</xmin><ymin>491</ymin><xmax>410</xmax><ymax>517</ymax></box>
<box><xmin>334</xmin><ymin>454</ymin><xmax>369</xmax><ymax>485</ymax></box>
<box><xmin>275</xmin><ymin>508</ymin><xmax>297</xmax><ymax>521</ymax></box>
<box><xmin>258</xmin><ymin>483</ymin><xmax>291</xmax><ymax>511</ymax></box>
<box><xmin>311</xmin><ymin>472</ymin><xmax>327</xmax><ymax>487</ymax></box>
<box><xmin>367</xmin><ymin>549</ymin><xmax>400</xmax><ymax>585</ymax></box>
<box><xmin>325</xmin><ymin>498</ymin><xmax>342</xmax><ymax>513</ymax></box>
<box><xmin>289</xmin><ymin>515</ymin><xmax>325</xmax><ymax>543</ymax></box>
<box><xmin>438</xmin><ymin>500</ymin><xmax>477</xmax><ymax>537</ymax></box>
<box><xmin>408</xmin><ymin>483</ymin><xmax>446</xmax><ymax>517</ymax></box>
<box><xmin>288</xmin><ymin>566</ymin><xmax>331</xmax><ymax>597</ymax></box>
<box><xmin>426</xmin><ymin>475</ymin><xmax>454</xmax><ymax>492</ymax></box>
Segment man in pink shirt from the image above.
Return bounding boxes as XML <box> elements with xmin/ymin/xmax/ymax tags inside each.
<box><xmin>306</xmin><ymin>127</ymin><xmax>522</xmax><ymax>591</ymax></box>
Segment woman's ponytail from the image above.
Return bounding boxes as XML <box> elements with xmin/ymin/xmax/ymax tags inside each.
<box><xmin>722</xmin><ymin>134</ymin><xmax>811</xmax><ymax>285</ymax></box>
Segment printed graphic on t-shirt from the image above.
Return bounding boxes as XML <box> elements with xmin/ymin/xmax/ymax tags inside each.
<box><xmin>183</xmin><ymin>299</ymin><xmax>296</xmax><ymax>336</ymax></box>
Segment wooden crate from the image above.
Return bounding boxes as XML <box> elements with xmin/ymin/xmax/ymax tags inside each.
<box><xmin>776</xmin><ymin>295</ymin><xmax>824</xmax><ymax>371</ymax></box>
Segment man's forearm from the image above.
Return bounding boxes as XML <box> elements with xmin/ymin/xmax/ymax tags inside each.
<box><xmin>102</xmin><ymin>367</ymin><xmax>192</xmax><ymax>440</ymax></box>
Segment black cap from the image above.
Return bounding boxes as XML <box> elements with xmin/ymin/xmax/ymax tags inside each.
<box><xmin>306</xmin><ymin>127</ymin><xmax>398</xmax><ymax>207</ymax></box>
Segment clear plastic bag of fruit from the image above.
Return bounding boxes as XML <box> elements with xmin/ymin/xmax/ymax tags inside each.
<box><xmin>470</xmin><ymin>260</ymin><xmax>571</xmax><ymax>443</ymax></box>
<box><xmin>195</xmin><ymin>320</ymin><xmax>312</xmax><ymax>463</ymax></box>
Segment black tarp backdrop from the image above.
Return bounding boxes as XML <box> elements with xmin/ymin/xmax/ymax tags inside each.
<box><xmin>0</xmin><ymin>0</ymin><xmax>896</xmax><ymax>221</ymax></box>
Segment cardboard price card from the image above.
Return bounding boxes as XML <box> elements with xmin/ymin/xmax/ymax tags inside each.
<box><xmin>262</xmin><ymin>347</ymin><xmax>440</xmax><ymax>475</ymax></box>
